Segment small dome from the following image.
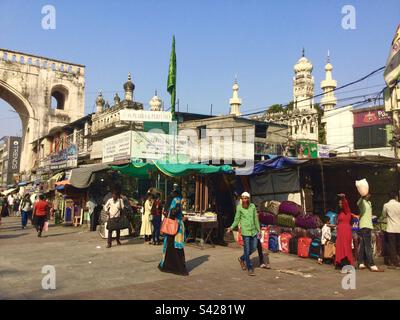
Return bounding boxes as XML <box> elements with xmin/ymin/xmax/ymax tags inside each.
<box><xmin>96</xmin><ymin>92</ymin><xmax>104</xmax><ymax>105</ymax></box>
<box><xmin>294</xmin><ymin>56</ymin><xmax>313</xmax><ymax>73</ymax></box>
<box><xmin>114</xmin><ymin>93</ymin><xmax>121</xmax><ymax>104</ymax></box>
<box><xmin>325</xmin><ymin>62</ymin><xmax>333</xmax><ymax>71</ymax></box>
<box><xmin>149</xmin><ymin>91</ymin><xmax>162</xmax><ymax>111</ymax></box>
<box><xmin>123</xmin><ymin>73</ymin><xmax>135</xmax><ymax>92</ymax></box>
<box><xmin>232</xmin><ymin>82</ymin><xmax>239</xmax><ymax>90</ymax></box>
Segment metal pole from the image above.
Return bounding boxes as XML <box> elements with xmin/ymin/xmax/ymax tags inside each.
<box><xmin>319</xmin><ymin>158</ymin><xmax>327</xmax><ymax>214</ymax></box>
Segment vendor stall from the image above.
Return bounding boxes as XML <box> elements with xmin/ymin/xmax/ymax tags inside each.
<box><xmin>112</xmin><ymin>160</ymin><xmax>234</xmax><ymax>247</ymax></box>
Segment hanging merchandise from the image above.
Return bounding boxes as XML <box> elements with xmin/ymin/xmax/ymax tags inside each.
<box><xmin>279</xmin><ymin>201</ymin><xmax>303</xmax><ymax>217</ymax></box>
<box><xmin>295</xmin><ymin>215</ymin><xmax>322</xmax><ymax>229</ymax></box>
<box><xmin>309</xmin><ymin>238</ymin><xmax>322</xmax><ymax>259</ymax></box>
<box><xmin>279</xmin><ymin>233</ymin><xmax>293</xmax><ymax>253</ymax></box>
<box><xmin>268</xmin><ymin>234</ymin><xmax>279</xmax><ymax>253</ymax></box>
<box><xmin>277</xmin><ymin>214</ymin><xmax>296</xmax><ymax>228</ymax></box>
<box><xmin>289</xmin><ymin>236</ymin><xmax>299</xmax><ymax>255</ymax></box>
<box><xmin>259</xmin><ymin>211</ymin><xmax>277</xmax><ymax>226</ymax></box>
<box><xmin>265</xmin><ymin>200</ymin><xmax>281</xmax><ymax>216</ymax></box>
<box><xmin>297</xmin><ymin>237</ymin><xmax>312</xmax><ymax>258</ymax></box>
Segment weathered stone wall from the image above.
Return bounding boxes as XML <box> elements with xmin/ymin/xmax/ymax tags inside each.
<box><xmin>0</xmin><ymin>48</ymin><xmax>85</xmax><ymax>172</ymax></box>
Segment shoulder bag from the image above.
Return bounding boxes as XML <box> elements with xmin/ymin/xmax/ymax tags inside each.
<box><xmin>160</xmin><ymin>208</ymin><xmax>178</xmax><ymax>236</ymax></box>
<box><xmin>106</xmin><ymin>199</ymin><xmax>130</xmax><ymax>231</ymax></box>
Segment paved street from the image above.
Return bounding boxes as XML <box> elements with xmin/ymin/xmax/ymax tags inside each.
<box><xmin>1</xmin><ymin>216</ymin><xmax>400</xmax><ymax>300</ymax></box>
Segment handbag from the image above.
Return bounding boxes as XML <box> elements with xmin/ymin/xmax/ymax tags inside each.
<box><xmin>160</xmin><ymin>210</ymin><xmax>178</xmax><ymax>236</ymax></box>
<box><xmin>106</xmin><ymin>199</ymin><xmax>130</xmax><ymax>231</ymax></box>
<box><xmin>323</xmin><ymin>241</ymin><xmax>336</xmax><ymax>259</ymax></box>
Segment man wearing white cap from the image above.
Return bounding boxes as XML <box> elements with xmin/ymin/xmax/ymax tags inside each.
<box><xmin>227</xmin><ymin>192</ymin><xmax>260</xmax><ymax>276</ymax></box>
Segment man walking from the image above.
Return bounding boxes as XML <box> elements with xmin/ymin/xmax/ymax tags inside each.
<box><xmin>104</xmin><ymin>190</ymin><xmax>124</xmax><ymax>248</ymax></box>
<box><xmin>382</xmin><ymin>191</ymin><xmax>400</xmax><ymax>269</ymax></box>
<box><xmin>227</xmin><ymin>192</ymin><xmax>260</xmax><ymax>276</ymax></box>
<box><xmin>357</xmin><ymin>194</ymin><xmax>384</xmax><ymax>272</ymax></box>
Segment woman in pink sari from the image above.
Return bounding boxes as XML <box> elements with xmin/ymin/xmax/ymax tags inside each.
<box><xmin>335</xmin><ymin>194</ymin><xmax>353</xmax><ymax>268</ymax></box>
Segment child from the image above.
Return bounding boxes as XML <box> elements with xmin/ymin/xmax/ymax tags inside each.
<box><xmin>318</xmin><ymin>216</ymin><xmax>332</xmax><ymax>265</ymax></box>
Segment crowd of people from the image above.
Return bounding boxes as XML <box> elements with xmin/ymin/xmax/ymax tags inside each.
<box><xmin>2</xmin><ymin>182</ymin><xmax>399</xmax><ymax>278</ymax></box>
<box><xmin>227</xmin><ymin>189</ymin><xmax>400</xmax><ymax>277</ymax></box>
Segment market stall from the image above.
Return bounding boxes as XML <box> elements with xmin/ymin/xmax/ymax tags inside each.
<box><xmin>112</xmin><ymin>160</ymin><xmax>234</xmax><ymax>248</ymax></box>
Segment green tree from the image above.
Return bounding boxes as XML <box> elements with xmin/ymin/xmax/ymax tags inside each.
<box><xmin>267</xmin><ymin>104</ymin><xmax>284</xmax><ymax>114</ymax></box>
<box><xmin>314</xmin><ymin>103</ymin><xmax>326</xmax><ymax>144</ymax></box>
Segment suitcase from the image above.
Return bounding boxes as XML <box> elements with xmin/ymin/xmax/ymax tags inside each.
<box><xmin>289</xmin><ymin>236</ymin><xmax>298</xmax><ymax>255</ymax></box>
<box><xmin>259</xmin><ymin>211</ymin><xmax>277</xmax><ymax>226</ymax></box>
<box><xmin>277</xmin><ymin>214</ymin><xmax>296</xmax><ymax>228</ymax></box>
<box><xmin>269</xmin><ymin>234</ymin><xmax>279</xmax><ymax>253</ymax></box>
<box><xmin>260</xmin><ymin>226</ymin><xmax>270</xmax><ymax>250</ymax></box>
<box><xmin>279</xmin><ymin>232</ymin><xmax>293</xmax><ymax>253</ymax></box>
<box><xmin>309</xmin><ymin>237</ymin><xmax>321</xmax><ymax>259</ymax></box>
<box><xmin>265</xmin><ymin>200</ymin><xmax>281</xmax><ymax>216</ymax></box>
<box><xmin>298</xmin><ymin>237</ymin><xmax>312</xmax><ymax>258</ymax></box>
<box><xmin>307</xmin><ymin>228</ymin><xmax>322</xmax><ymax>239</ymax></box>
<box><xmin>294</xmin><ymin>227</ymin><xmax>307</xmax><ymax>238</ymax></box>
<box><xmin>279</xmin><ymin>201</ymin><xmax>303</xmax><ymax>217</ymax></box>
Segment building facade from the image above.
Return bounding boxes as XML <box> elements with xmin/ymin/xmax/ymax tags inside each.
<box><xmin>0</xmin><ymin>136</ymin><xmax>22</xmax><ymax>187</ymax></box>
<box><xmin>258</xmin><ymin>50</ymin><xmax>319</xmax><ymax>142</ymax></box>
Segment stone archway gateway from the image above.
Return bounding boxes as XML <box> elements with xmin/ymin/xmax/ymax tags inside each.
<box><xmin>0</xmin><ymin>48</ymin><xmax>85</xmax><ymax>174</ymax></box>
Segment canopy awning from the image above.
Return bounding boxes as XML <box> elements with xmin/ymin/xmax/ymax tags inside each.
<box><xmin>112</xmin><ymin>161</ymin><xmax>233</xmax><ymax>178</ymax></box>
<box><xmin>69</xmin><ymin>164</ymin><xmax>109</xmax><ymax>189</ymax></box>
<box><xmin>1</xmin><ymin>187</ymin><xmax>18</xmax><ymax>196</ymax></box>
<box><xmin>236</xmin><ymin>156</ymin><xmax>307</xmax><ymax>176</ymax></box>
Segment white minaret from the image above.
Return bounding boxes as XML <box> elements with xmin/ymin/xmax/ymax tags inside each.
<box><xmin>320</xmin><ymin>51</ymin><xmax>337</xmax><ymax>111</ymax></box>
<box><xmin>229</xmin><ymin>77</ymin><xmax>242</xmax><ymax>116</ymax></box>
<box><xmin>149</xmin><ymin>90</ymin><xmax>162</xmax><ymax>111</ymax></box>
<box><xmin>293</xmin><ymin>48</ymin><xmax>315</xmax><ymax>111</ymax></box>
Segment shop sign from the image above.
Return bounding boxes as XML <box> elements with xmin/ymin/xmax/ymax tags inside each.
<box><xmin>353</xmin><ymin>109</ymin><xmax>391</xmax><ymax>128</ymax></box>
<box><xmin>297</xmin><ymin>141</ymin><xmax>318</xmax><ymax>159</ymax></box>
<box><xmin>102</xmin><ymin>131</ymin><xmax>132</xmax><ymax>163</ymax></box>
<box><xmin>9</xmin><ymin>137</ymin><xmax>22</xmax><ymax>174</ymax></box>
<box><xmin>102</xmin><ymin>131</ymin><xmax>189</xmax><ymax>163</ymax></box>
<box><xmin>119</xmin><ymin>110</ymin><xmax>172</xmax><ymax>123</ymax></box>
<box><xmin>317</xmin><ymin>144</ymin><xmax>330</xmax><ymax>158</ymax></box>
<box><xmin>49</xmin><ymin>144</ymin><xmax>78</xmax><ymax>170</ymax></box>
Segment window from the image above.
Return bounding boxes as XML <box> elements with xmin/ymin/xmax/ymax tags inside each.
<box><xmin>354</xmin><ymin>125</ymin><xmax>387</xmax><ymax>149</ymax></box>
<box><xmin>50</xmin><ymin>85</ymin><xmax>69</xmax><ymax>110</ymax></box>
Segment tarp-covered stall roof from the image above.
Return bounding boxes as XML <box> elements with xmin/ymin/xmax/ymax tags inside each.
<box><xmin>112</xmin><ymin>161</ymin><xmax>233</xmax><ymax>178</ymax></box>
<box><xmin>69</xmin><ymin>164</ymin><xmax>109</xmax><ymax>189</ymax></box>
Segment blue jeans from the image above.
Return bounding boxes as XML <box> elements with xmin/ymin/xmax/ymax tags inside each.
<box><xmin>241</xmin><ymin>235</ymin><xmax>258</xmax><ymax>270</ymax></box>
<box><xmin>152</xmin><ymin>215</ymin><xmax>161</xmax><ymax>243</ymax></box>
<box><xmin>21</xmin><ymin>210</ymin><xmax>29</xmax><ymax>227</ymax></box>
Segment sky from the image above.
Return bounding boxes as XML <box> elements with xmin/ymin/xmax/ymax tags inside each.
<box><xmin>0</xmin><ymin>0</ymin><xmax>399</xmax><ymax>137</ymax></box>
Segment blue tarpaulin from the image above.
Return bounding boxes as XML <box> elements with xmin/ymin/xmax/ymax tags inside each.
<box><xmin>236</xmin><ymin>156</ymin><xmax>306</xmax><ymax>176</ymax></box>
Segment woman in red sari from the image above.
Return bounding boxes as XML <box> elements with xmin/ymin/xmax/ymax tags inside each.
<box><xmin>335</xmin><ymin>193</ymin><xmax>353</xmax><ymax>268</ymax></box>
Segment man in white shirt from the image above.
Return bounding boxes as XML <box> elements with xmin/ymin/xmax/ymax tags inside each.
<box><xmin>382</xmin><ymin>191</ymin><xmax>400</xmax><ymax>268</ymax></box>
<box><xmin>104</xmin><ymin>191</ymin><xmax>125</xmax><ymax>248</ymax></box>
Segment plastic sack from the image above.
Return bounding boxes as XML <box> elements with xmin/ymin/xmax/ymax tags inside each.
<box><xmin>355</xmin><ymin>179</ymin><xmax>369</xmax><ymax>197</ymax></box>
<box><xmin>43</xmin><ymin>221</ymin><xmax>49</xmax><ymax>232</ymax></box>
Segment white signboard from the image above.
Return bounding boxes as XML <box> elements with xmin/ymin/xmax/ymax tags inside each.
<box><xmin>102</xmin><ymin>131</ymin><xmax>132</xmax><ymax>163</ymax></box>
<box><xmin>131</xmin><ymin>131</ymin><xmax>188</xmax><ymax>160</ymax></box>
<box><xmin>119</xmin><ymin>110</ymin><xmax>172</xmax><ymax>122</ymax></box>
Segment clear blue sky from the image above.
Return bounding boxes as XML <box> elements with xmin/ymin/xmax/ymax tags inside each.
<box><xmin>0</xmin><ymin>0</ymin><xmax>399</xmax><ymax>137</ymax></box>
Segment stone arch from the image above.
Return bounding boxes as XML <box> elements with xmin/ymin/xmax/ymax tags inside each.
<box><xmin>50</xmin><ymin>84</ymin><xmax>69</xmax><ymax>110</ymax></box>
<box><xmin>0</xmin><ymin>79</ymin><xmax>36</xmax><ymax>173</ymax></box>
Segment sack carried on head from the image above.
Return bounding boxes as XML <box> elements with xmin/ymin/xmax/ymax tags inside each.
<box><xmin>355</xmin><ymin>179</ymin><xmax>369</xmax><ymax>197</ymax></box>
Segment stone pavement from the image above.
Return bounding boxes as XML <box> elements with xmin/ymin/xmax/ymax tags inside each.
<box><xmin>1</xmin><ymin>216</ymin><xmax>400</xmax><ymax>300</ymax></box>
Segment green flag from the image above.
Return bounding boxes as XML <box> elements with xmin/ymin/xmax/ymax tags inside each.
<box><xmin>167</xmin><ymin>35</ymin><xmax>177</xmax><ymax>120</ymax></box>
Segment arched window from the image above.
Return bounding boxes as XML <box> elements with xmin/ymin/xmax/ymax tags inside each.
<box><xmin>50</xmin><ymin>85</ymin><xmax>69</xmax><ymax>110</ymax></box>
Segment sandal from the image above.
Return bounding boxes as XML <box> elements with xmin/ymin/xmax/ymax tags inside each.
<box><xmin>238</xmin><ymin>257</ymin><xmax>246</xmax><ymax>271</ymax></box>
